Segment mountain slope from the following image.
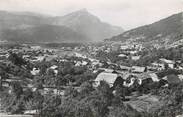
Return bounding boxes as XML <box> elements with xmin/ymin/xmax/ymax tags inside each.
<box><xmin>0</xmin><ymin>11</ymin><xmax>49</xmax><ymax>29</ymax></box>
<box><xmin>107</xmin><ymin>12</ymin><xmax>183</xmax><ymax>46</ymax></box>
<box><xmin>1</xmin><ymin>24</ymin><xmax>90</xmax><ymax>43</ymax></box>
<box><xmin>0</xmin><ymin>10</ymin><xmax>89</xmax><ymax>43</ymax></box>
<box><xmin>51</xmin><ymin>9</ymin><xmax>123</xmax><ymax>41</ymax></box>
<box><xmin>0</xmin><ymin>9</ymin><xmax>123</xmax><ymax>43</ymax></box>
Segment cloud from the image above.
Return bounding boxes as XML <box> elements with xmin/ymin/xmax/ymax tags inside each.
<box><xmin>0</xmin><ymin>0</ymin><xmax>182</xmax><ymax>30</ymax></box>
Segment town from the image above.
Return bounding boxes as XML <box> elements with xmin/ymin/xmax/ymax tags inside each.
<box><xmin>0</xmin><ymin>42</ymin><xmax>183</xmax><ymax>117</ymax></box>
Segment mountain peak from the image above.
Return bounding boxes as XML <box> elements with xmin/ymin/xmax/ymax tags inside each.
<box><xmin>65</xmin><ymin>8</ymin><xmax>95</xmax><ymax>17</ymax></box>
<box><xmin>53</xmin><ymin>8</ymin><xmax>123</xmax><ymax>41</ymax></box>
<box><xmin>78</xmin><ymin>8</ymin><xmax>88</xmax><ymax>13</ymax></box>
<box><xmin>62</xmin><ymin>8</ymin><xmax>100</xmax><ymax>22</ymax></box>
<box><xmin>70</xmin><ymin>8</ymin><xmax>91</xmax><ymax>16</ymax></box>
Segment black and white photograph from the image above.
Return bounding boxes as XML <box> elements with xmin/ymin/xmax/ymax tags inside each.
<box><xmin>0</xmin><ymin>0</ymin><xmax>183</xmax><ymax>117</ymax></box>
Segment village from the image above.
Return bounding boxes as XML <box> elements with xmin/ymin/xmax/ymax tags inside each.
<box><xmin>0</xmin><ymin>42</ymin><xmax>183</xmax><ymax>117</ymax></box>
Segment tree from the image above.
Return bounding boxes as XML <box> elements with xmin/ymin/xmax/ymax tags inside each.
<box><xmin>56</xmin><ymin>75</ymin><xmax>68</xmax><ymax>86</ymax></box>
<box><xmin>64</xmin><ymin>86</ymin><xmax>78</xmax><ymax>98</ymax></box>
<box><xmin>8</xmin><ymin>52</ymin><xmax>27</xmax><ymax>66</ymax></box>
<box><xmin>108</xmin><ymin>104</ymin><xmax>141</xmax><ymax>117</ymax></box>
<box><xmin>79</xmin><ymin>81</ymin><xmax>94</xmax><ymax>98</ymax></box>
<box><xmin>32</xmin><ymin>90</ymin><xmax>44</xmax><ymax>114</ymax></box>
<box><xmin>114</xmin><ymin>85</ymin><xmax>126</xmax><ymax>100</ymax></box>
<box><xmin>11</xmin><ymin>81</ymin><xmax>23</xmax><ymax>98</ymax></box>
<box><xmin>41</xmin><ymin>94</ymin><xmax>62</xmax><ymax>117</ymax></box>
<box><xmin>0</xmin><ymin>69</ymin><xmax>8</xmax><ymax>90</ymax></box>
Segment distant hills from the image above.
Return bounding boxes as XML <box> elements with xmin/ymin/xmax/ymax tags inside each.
<box><xmin>0</xmin><ymin>9</ymin><xmax>123</xmax><ymax>43</ymax></box>
<box><xmin>51</xmin><ymin>9</ymin><xmax>123</xmax><ymax>42</ymax></box>
<box><xmin>106</xmin><ymin>12</ymin><xmax>183</xmax><ymax>47</ymax></box>
<box><xmin>2</xmin><ymin>24</ymin><xmax>90</xmax><ymax>43</ymax></box>
<box><xmin>0</xmin><ymin>11</ymin><xmax>48</xmax><ymax>29</ymax></box>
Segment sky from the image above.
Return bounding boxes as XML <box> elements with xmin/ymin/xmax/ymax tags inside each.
<box><xmin>0</xmin><ymin>0</ymin><xmax>183</xmax><ymax>30</ymax></box>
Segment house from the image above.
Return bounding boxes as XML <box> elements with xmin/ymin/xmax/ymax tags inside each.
<box><xmin>120</xmin><ymin>45</ymin><xmax>129</xmax><ymax>50</ymax></box>
<box><xmin>105</xmin><ymin>48</ymin><xmax>111</xmax><ymax>53</ymax></box>
<box><xmin>177</xmin><ymin>66</ymin><xmax>183</xmax><ymax>70</ymax></box>
<box><xmin>120</xmin><ymin>65</ymin><xmax>130</xmax><ymax>71</ymax></box>
<box><xmin>45</xmin><ymin>55</ymin><xmax>58</xmax><ymax>62</ymax></box>
<box><xmin>31</xmin><ymin>68</ymin><xmax>40</xmax><ymax>75</ymax></box>
<box><xmin>24</xmin><ymin>110</ymin><xmax>37</xmax><ymax>115</ymax></box>
<box><xmin>131</xmin><ymin>56</ymin><xmax>140</xmax><ymax>61</ymax></box>
<box><xmin>122</xmin><ymin>73</ymin><xmax>132</xmax><ymax>80</ymax></box>
<box><xmin>50</xmin><ymin>65</ymin><xmax>58</xmax><ymax>75</ymax></box>
<box><xmin>31</xmin><ymin>56</ymin><xmax>45</xmax><ymax>62</ymax></box>
<box><xmin>176</xmin><ymin>114</ymin><xmax>183</xmax><ymax>117</ymax></box>
<box><xmin>160</xmin><ymin>58</ymin><xmax>175</xmax><ymax>69</ymax></box>
<box><xmin>151</xmin><ymin>62</ymin><xmax>165</xmax><ymax>71</ymax></box>
<box><xmin>31</xmin><ymin>46</ymin><xmax>41</xmax><ymax>50</ymax></box>
<box><xmin>0</xmin><ymin>76</ymin><xmax>9</xmax><ymax>87</ymax></box>
<box><xmin>23</xmin><ymin>55</ymin><xmax>31</xmax><ymax>59</ymax></box>
<box><xmin>149</xmin><ymin>73</ymin><xmax>160</xmax><ymax>82</ymax></box>
<box><xmin>91</xmin><ymin>60</ymin><xmax>102</xmax><ymax>67</ymax></box>
<box><xmin>147</xmin><ymin>66</ymin><xmax>157</xmax><ymax>71</ymax></box>
<box><xmin>124</xmin><ymin>73</ymin><xmax>155</xmax><ymax>87</ymax></box>
<box><xmin>75</xmin><ymin>52</ymin><xmax>87</xmax><ymax>58</ymax></box>
<box><xmin>178</xmin><ymin>74</ymin><xmax>183</xmax><ymax>81</ymax></box>
<box><xmin>0</xmin><ymin>54</ymin><xmax>8</xmax><ymax>60</ymax></box>
<box><xmin>131</xmin><ymin>66</ymin><xmax>146</xmax><ymax>73</ymax></box>
<box><xmin>75</xmin><ymin>61</ymin><xmax>82</xmax><ymax>66</ymax></box>
<box><xmin>130</xmin><ymin>51</ymin><xmax>138</xmax><ymax>55</ymax></box>
<box><xmin>111</xmin><ymin>45</ymin><xmax>119</xmax><ymax>51</ymax></box>
<box><xmin>98</xmin><ymin>68</ymin><xmax>115</xmax><ymax>73</ymax></box>
<box><xmin>118</xmin><ymin>54</ymin><xmax>127</xmax><ymax>58</ymax></box>
<box><xmin>42</xmin><ymin>88</ymin><xmax>61</xmax><ymax>95</ymax></box>
<box><xmin>50</xmin><ymin>65</ymin><xmax>58</xmax><ymax>70</ymax></box>
<box><xmin>0</xmin><ymin>114</ymin><xmax>33</xmax><ymax>117</ymax></box>
<box><xmin>162</xmin><ymin>74</ymin><xmax>181</xmax><ymax>84</ymax></box>
<box><xmin>136</xmin><ymin>73</ymin><xmax>153</xmax><ymax>85</ymax></box>
<box><xmin>123</xmin><ymin>75</ymin><xmax>138</xmax><ymax>87</ymax></box>
<box><xmin>94</xmin><ymin>72</ymin><xmax>123</xmax><ymax>88</ymax></box>
<box><xmin>160</xmin><ymin>58</ymin><xmax>174</xmax><ymax>64</ymax></box>
<box><xmin>82</xmin><ymin>61</ymin><xmax>88</xmax><ymax>66</ymax></box>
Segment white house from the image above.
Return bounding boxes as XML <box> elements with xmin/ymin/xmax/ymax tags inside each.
<box><xmin>94</xmin><ymin>72</ymin><xmax>120</xmax><ymax>87</ymax></box>
<box><xmin>123</xmin><ymin>77</ymin><xmax>137</xmax><ymax>87</ymax></box>
<box><xmin>130</xmin><ymin>51</ymin><xmax>138</xmax><ymax>55</ymax></box>
<box><xmin>118</xmin><ymin>54</ymin><xmax>127</xmax><ymax>58</ymax></box>
<box><xmin>50</xmin><ymin>65</ymin><xmax>58</xmax><ymax>70</ymax></box>
<box><xmin>160</xmin><ymin>58</ymin><xmax>175</xmax><ymax>69</ymax></box>
<box><xmin>131</xmin><ymin>56</ymin><xmax>141</xmax><ymax>61</ymax></box>
<box><xmin>24</xmin><ymin>110</ymin><xmax>37</xmax><ymax>115</ymax></box>
<box><xmin>31</xmin><ymin>68</ymin><xmax>40</xmax><ymax>75</ymax></box>
<box><xmin>82</xmin><ymin>61</ymin><xmax>88</xmax><ymax>66</ymax></box>
<box><xmin>98</xmin><ymin>68</ymin><xmax>115</xmax><ymax>73</ymax></box>
<box><xmin>120</xmin><ymin>65</ymin><xmax>131</xmax><ymax>71</ymax></box>
<box><xmin>151</xmin><ymin>62</ymin><xmax>165</xmax><ymax>71</ymax></box>
<box><xmin>178</xmin><ymin>74</ymin><xmax>183</xmax><ymax>81</ymax></box>
<box><xmin>149</xmin><ymin>73</ymin><xmax>160</xmax><ymax>82</ymax></box>
<box><xmin>50</xmin><ymin>65</ymin><xmax>58</xmax><ymax>75</ymax></box>
<box><xmin>131</xmin><ymin>66</ymin><xmax>146</xmax><ymax>73</ymax></box>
